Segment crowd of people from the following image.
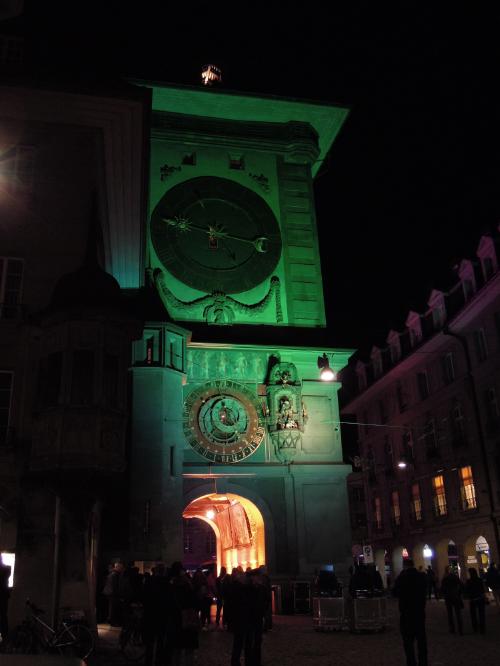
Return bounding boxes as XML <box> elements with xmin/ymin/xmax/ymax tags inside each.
<box><xmin>101</xmin><ymin>560</ymin><xmax>271</xmax><ymax>666</ymax></box>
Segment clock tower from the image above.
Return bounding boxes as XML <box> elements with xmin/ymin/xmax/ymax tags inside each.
<box><xmin>128</xmin><ymin>82</ymin><xmax>354</xmax><ymax>595</ymax></box>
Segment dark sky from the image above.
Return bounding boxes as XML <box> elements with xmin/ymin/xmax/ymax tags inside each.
<box><xmin>20</xmin><ymin>2</ymin><xmax>500</xmax><ymax>355</ymax></box>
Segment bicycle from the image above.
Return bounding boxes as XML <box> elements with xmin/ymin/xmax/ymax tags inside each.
<box><xmin>4</xmin><ymin>599</ymin><xmax>94</xmax><ymax>660</ymax></box>
<box><xmin>119</xmin><ymin>602</ymin><xmax>146</xmax><ymax>661</ymax></box>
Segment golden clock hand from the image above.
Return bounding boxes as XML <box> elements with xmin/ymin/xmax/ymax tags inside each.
<box><xmin>163</xmin><ymin>217</ymin><xmax>270</xmax><ymax>253</ymax></box>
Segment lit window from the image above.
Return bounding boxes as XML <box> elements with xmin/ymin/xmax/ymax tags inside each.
<box><xmin>391</xmin><ymin>490</ymin><xmax>401</xmax><ymax>526</ymax></box>
<box><xmin>0</xmin><ymin>257</ymin><xmax>24</xmax><ymax>319</ymax></box>
<box><xmin>0</xmin><ymin>371</ymin><xmax>13</xmax><ymax>448</ymax></box>
<box><xmin>411</xmin><ymin>483</ymin><xmax>422</xmax><ymax>521</ymax></box>
<box><xmin>459</xmin><ymin>466</ymin><xmax>477</xmax><ymax>510</ymax></box>
<box><xmin>432</xmin><ymin>475</ymin><xmax>447</xmax><ymax>517</ymax></box>
<box><xmin>0</xmin><ymin>552</ymin><xmax>15</xmax><ymax>587</ymax></box>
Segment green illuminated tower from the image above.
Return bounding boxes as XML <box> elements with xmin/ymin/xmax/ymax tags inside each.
<box><xmin>128</xmin><ymin>82</ymin><xmax>353</xmax><ymax>596</ymax></box>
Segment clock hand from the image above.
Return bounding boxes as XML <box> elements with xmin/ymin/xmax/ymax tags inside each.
<box><xmin>162</xmin><ymin>217</ymin><xmax>271</xmax><ymax>253</ymax></box>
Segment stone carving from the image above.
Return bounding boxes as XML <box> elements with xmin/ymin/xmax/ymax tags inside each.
<box><xmin>186</xmin><ymin>349</ymin><xmax>268</xmax><ymax>383</ymax></box>
<box><xmin>249</xmin><ymin>172</ymin><xmax>270</xmax><ymax>193</ymax></box>
<box><xmin>160</xmin><ymin>164</ymin><xmax>181</xmax><ymax>181</ymax></box>
<box><xmin>265</xmin><ymin>362</ymin><xmax>307</xmax><ymax>463</ymax></box>
<box><xmin>154</xmin><ymin>270</ymin><xmax>283</xmax><ymax>324</ymax></box>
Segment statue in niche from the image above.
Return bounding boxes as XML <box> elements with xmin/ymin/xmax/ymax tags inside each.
<box><xmin>217</xmin><ymin>352</ymin><xmax>228</xmax><ymax>378</ymax></box>
<box><xmin>253</xmin><ymin>356</ymin><xmax>265</xmax><ymax>382</ymax></box>
<box><xmin>277</xmin><ymin>395</ymin><xmax>298</xmax><ymax>430</ymax></box>
<box><xmin>235</xmin><ymin>354</ymin><xmax>248</xmax><ymax>379</ymax></box>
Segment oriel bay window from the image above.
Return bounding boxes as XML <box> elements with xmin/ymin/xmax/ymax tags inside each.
<box><xmin>432</xmin><ymin>474</ymin><xmax>447</xmax><ymax>517</ymax></box>
<box><xmin>459</xmin><ymin>466</ymin><xmax>477</xmax><ymax>510</ymax></box>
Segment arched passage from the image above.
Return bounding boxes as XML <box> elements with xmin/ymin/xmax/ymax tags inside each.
<box><xmin>183</xmin><ymin>493</ymin><xmax>266</xmax><ymax>573</ymax></box>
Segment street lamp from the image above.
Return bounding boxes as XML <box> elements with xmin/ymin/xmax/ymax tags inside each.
<box><xmin>318</xmin><ymin>353</ymin><xmax>335</xmax><ymax>381</ymax></box>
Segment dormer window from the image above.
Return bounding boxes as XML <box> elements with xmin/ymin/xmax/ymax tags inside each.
<box><xmin>355</xmin><ymin>361</ymin><xmax>367</xmax><ymax>392</ymax></box>
<box><xmin>371</xmin><ymin>347</ymin><xmax>383</xmax><ymax>379</ymax></box>
<box><xmin>428</xmin><ymin>290</ymin><xmax>446</xmax><ymax>331</ymax></box>
<box><xmin>477</xmin><ymin>235</ymin><xmax>498</xmax><ymax>282</ymax></box>
<box><xmin>406</xmin><ymin>311</ymin><xmax>422</xmax><ymax>348</ymax></box>
<box><xmin>387</xmin><ymin>330</ymin><xmax>401</xmax><ymax>364</ymax></box>
<box><xmin>458</xmin><ymin>259</ymin><xmax>476</xmax><ymax>300</ymax></box>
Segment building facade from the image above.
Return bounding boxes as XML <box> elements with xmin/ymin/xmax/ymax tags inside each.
<box><xmin>0</xmin><ymin>77</ymin><xmax>353</xmax><ymax>626</ymax></box>
<box><xmin>341</xmin><ymin>231</ymin><xmax>500</xmax><ymax>585</ymax></box>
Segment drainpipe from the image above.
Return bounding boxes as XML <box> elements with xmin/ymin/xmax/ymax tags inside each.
<box><xmin>443</xmin><ymin>326</ymin><xmax>500</xmax><ymax>561</ymax></box>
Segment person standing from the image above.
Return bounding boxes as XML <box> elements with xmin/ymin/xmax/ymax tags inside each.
<box><xmin>440</xmin><ymin>566</ymin><xmax>464</xmax><ymax>635</ymax></box>
<box><xmin>485</xmin><ymin>562</ymin><xmax>500</xmax><ymax>610</ymax></box>
<box><xmin>168</xmin><ymin>562</ymin><xmax>199</xmax><ymax>666</ymax></box>
<box><xmin>465</xmin><ymin>568</ymin><xmax>486</xmax><ymax>634</ymax></box>
<box><xmin>102</xmin><ymin>561</ymin><xmax>125</xmax><ymax>626</ymax></box>
<box><xmin>0</xmin><ymin>554</ymin><xmax>11</xmax><ymax>644</ymax></box>
<box><xmin>215</xmin><ymin>566</ymin><xmax>228</xmax><ymax>628</ymax></box>
<box><xmin>393</xmin><ymin>558</ymin><xmax>428</xmax><ymax>666</ymax></box>
<box><xmin>426</xmin><ymin>566</ymin><xmax>438</xmax><ymax>600</ymax></box>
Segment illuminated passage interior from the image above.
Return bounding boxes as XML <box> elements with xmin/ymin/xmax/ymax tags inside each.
<box><xmin>183</xmin><ymin>493</ymin><xmax>265</xmax><ymax>572</ymax></box>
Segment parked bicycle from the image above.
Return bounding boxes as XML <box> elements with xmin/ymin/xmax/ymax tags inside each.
<box><xmin>119</xmin><ymin>602</ymin><xmax>146</xmax><ymax>661</ymax></box>
<box><xmin>4</xmin><ymin>598</ymin><xmax>94</xmax><ymax>660</ymax></box>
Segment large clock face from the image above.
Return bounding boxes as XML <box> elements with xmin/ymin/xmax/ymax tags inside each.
<box><xmin>150</xmin><ymin>176</ymin><xmax>282</xmax><ymax>294</ymax></box>
<box><xmin>183</xmin><ymin>380</ymin><xmax>265</xmax><ymax>463</ymax></box>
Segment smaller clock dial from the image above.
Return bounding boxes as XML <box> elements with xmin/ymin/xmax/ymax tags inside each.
<box><xmin>183</xmin><ymin>380</ymin><xmax>265</xmax><ymax>463</ymax></box>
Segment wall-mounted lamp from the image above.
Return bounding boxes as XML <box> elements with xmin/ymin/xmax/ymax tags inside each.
<box><xmin>205</xmin><ymin>509</ymin><xmax>215</xmax><ymax>520</ymax></box>
<box><xmin>318</xmin><ymin>353</ymin><xmax>335</xmax><ymax>381</ymax></box>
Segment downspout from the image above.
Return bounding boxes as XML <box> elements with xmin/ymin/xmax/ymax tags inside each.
<box><xmin>443</xmin><ymin>325</ymin><xmax>500</xmax><ymax>560</ymax></box>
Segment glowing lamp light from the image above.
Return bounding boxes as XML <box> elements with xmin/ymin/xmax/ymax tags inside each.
<box><xmin>201</xmin><ymin>64</ymin><xmax>222</xmax><ymax>86</ymax></box>
<box><xmin>397</xmin><ymin>460</ymin><xmax>408</xmax><ymax>469</ymax></box>
<box><xmin>423</xmin><ymin>546</ymin><xmax>433</xmax><ymax>558</ymax></box>
<box><xmin>206</xmin><ymin>509</ymin><xmax>215</xmax><ymax>520</ymax></box>
<box><xmin>318</xmin><ymin>353</ymin><xmax>335</xmax><ymax>381</ymax></box>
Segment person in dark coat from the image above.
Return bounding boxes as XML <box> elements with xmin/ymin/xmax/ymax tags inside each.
<box><xmin>464</xmin><ymin>568</ymin><xmax>486</xmax><ymax>634</ymax></box>
<box><xmin>393</xmin><ymin>558</ymin><xmax>428</xmax><ymax>666</ymax></box>
<box><xmin>168</xmin><ymin>562</ymin><xmax>199</xmax><ymax>666</ymax></box>
<box><xmin>215</xmin><ymin>566</ymin><xmax>228</xmax><ymax>628</ymax></box>
<box><xmin>426</xmin><ymin>566</ymin><xmax>438</xmax><ymax>600</ymax></box>
<box><xmin>0</xmin><ymin>555</ymin><xmax>11</xmax><ymax>643</ymax></box>
<box><xmin>142</xmin><ymin>563</ymin><xmax>170</xmax><ymax>666</ymax></box>
<box><xmin>103</xmin><ymin>561</ymin><xmax>124</xmax><ymax>626</ymax></box>
<box><xmin>230</xmin><ymin>569</ymin><xmax>266</xmax><ymax>666</ymax></box>
<box><xmin>485</xmin><ymin>562</ymin><xmax>500</xmax><ymax>610</ymax></box>
<box><xmin>440</xmin><ymin>566</ymin><xmax>464</xmax><ymax>634</ymax></box>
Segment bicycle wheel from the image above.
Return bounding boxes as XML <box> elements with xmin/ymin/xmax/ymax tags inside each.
<box><xmin>56</xmin><ymin>623</ymin><xmax>94</xmax><ymax>660</ymax></box>
<box><xmin>120</xmin><ymin>626</ymin><xmax>147</xmax><ymax>661</ymax></box>
<box><xmin>3</xmin><ymin>625</ymin><xmax>34</xmax><ymax>654</ymax></box>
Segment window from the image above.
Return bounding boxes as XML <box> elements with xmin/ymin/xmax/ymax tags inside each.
<box><xmin>451</xmin><ymin>400</ymin><xmax>466</xmax><ymax>447</ymax></box>
<box><xmin>0</xmin><ymin>257</ymin><xmax>24</xmax><ymax>319</ymax></box>
<box><xmin>411</xmin><ymin>483</ymin><xmax>422</xmax><ymax>521</ymax></box>
<box><xmin>374</xmin><ymin>496</ymin><xmax>383</xmax><ymax>530</ymax></box>
<box><xmin>38</xmin><ymin>352</ymin><xmax>62</xmax><ymax>408</ymax></box>
<box><xmin>71</xmin><ymin>350</ymin><xmax>95</xmax><ymax>405</ymax></box>
<box><xmin>384</xmin><ymin>436</ymin><xmax>393</xmax><ymax>471</ymax></box>
<box><xmin>205</xmin><ymin>529</ymin><xmax>216</xmax><ymax>554</ymax></box>
<box><xmin>372</xmin><ymin>355</ymin><xmax>383</xmax><ymax>379</ymax></box>
<box><xmin>182</xmin><ymin>153</ymin><xmax>196</xmax><ymax>165</ymax></box>
<box><xmin>459</xmin><ymin>466</ymin><xmax>477</xmax><ymax>510</ymax></box>
<box><xmin>463</xmin><ymin>279</ymin><xmax>474</xmax><ymax>300</ymax></box>
<box><xmin>403</xmin><ymin>428</ymin><xmax>414</xmax><ymax>461</ymax></box>
<box><xmin>229</xmin><ymin>155</ymin><xmax>245</xmax><ymax>170</ymax></box>
<box><xmin>482</xmin><ymin>256</ymin><xmax>494</xmax><ymax>280</ymax></box>
<box><xmin>417</xmin><ymin>371</ymin><xmax>429</xmax><ymax>400</ymax></box>
<box><xmin>424</xmin><ymin>418</ymin><xmax>439</xmax><ymax>458</ymax></box>
<box><xmin>0</xmin><ymin>34</ymin><xmax>24</xmax><ymax>67</ymax></box>
<box><xmin>391</xmin><ymin>490</ymin><xmax>401</xmax><ymax>526</ymax></box>
<box><xmin>442</xmin><ymin>352</ymin><xmax>455</xmax><ymax>384</ymax></box>
<box><xmin>432</xmin><ymin>475</ymin><xmax>447</xmax><ymax>517</ymax></box>
<box><xmin>397</xmin><ymin>382</ymin><xmax>408</xmax><ymax>412</ymax></box>
<box><xmin>473</xmin><ymin>329</ymin><xmax>488</xmax><ymax>363</ymax></box>
<box><xmin>484</xmin><ymin>387</ymin><xmax>499</xmax><ymax>428</ymax></box>
<box><xmin>378</xmin><ymin>399</ymin><xmax>387</xmax><ymax>424</ymax></box>
<box><xmin>0</xmin><ymin>371</ymin><xmax>13</xmax><ymax>447</ymax></box>
<box><xmin>432</xmin><ymin>305</ymin><xmax>445</xmax><ymax>330</ymax></box>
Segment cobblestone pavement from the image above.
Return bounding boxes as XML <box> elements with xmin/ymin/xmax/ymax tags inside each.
<box><xmin>89</xmin><ymin>598</ymin><xmax>500</xmax><ymax>666</ymax></box>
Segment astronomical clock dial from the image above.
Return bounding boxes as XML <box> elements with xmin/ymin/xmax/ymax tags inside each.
<box><xmin>183</xmin><ymin>380</ymin><xmax>265</xmax><ymax>463</ymax></box>
<box><xmin>150</xmin><ymin>176</ymin><xmax>282</xmax><ymax>294</ymax></box>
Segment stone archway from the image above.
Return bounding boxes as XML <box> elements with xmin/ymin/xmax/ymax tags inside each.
<box><xmin>183</xmin><ymin>493</ymin><xmax>266</xmax><ymax>573</ymax></box>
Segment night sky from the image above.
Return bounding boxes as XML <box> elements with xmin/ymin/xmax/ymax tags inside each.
<box><xmin>18</xmin><ymin>2</ymin><xmax>499</xmax><ymax>355</ymax></box>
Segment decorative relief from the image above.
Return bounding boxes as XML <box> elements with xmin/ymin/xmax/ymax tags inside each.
<box><xmin>248</xmin><ymin>172</ymin><xmax>270</xmax><ymax>193</ymax></box>
<box><xmin>265</xmin><ymin>361</ymin><xmax>307</xmax><ymax>463</ymax></box>
<box><xmin>160</xmin><ymin>164</ymin><xmax>181</xmax><ymax>181</ymax></box>
<box><xmin>187</xmin><ymin>349</ymin><xmax>267</xmax><ymax>383</ymax></box>
<box><xmin>154</xmin><ymin>270</ymin><xmax>283</xmax><ymax>325</ymax></box>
